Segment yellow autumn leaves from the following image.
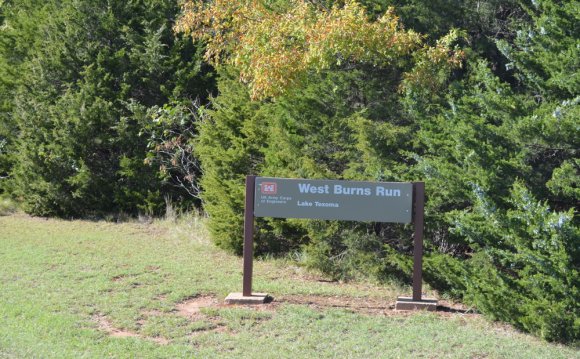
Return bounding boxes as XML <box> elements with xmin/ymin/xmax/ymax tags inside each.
<box><xmin>175</xmin><ymin>0</ymin><xmax>464</xmax><ymax>100</ymax></box>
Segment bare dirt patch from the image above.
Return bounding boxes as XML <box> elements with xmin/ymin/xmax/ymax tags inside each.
<box><xmin>173</xmin><ymin>295</ymin><xmax>234</xmax><ymax>337</ymax></box>
<box><xmin>171</xmin><ymin>293</ymin><xmax>474</xmax><ymax>320</ymax></box>
<box><xmin>94</xmin><ymin>314</ymin><xmax>140</xmax><ymax>338</ymax></box>
<box><xmin>111</xmin><ymin>274</ymin><xmax>132</xmax><ymax>282</ymax></box>
<box><xmin>273</xmin><ymin>294</ymin><xmax>476</xmax><ymax>317</ymax></box>
<box><xmin>175</xmin><ymin>295</ymin><xmax>220</xmax><ymax>319</ymax></box>
<box><xmin>155</xmin><ymin>294</ymin><xmax>168</xmax><ymax>301</ymax></box>
<box><xmin>278</xmin><ymin>294</ymin><xmax>392</xmax><ymax>314</ymax></box>
<box><xmin>175</xmin><ymin>295</ymin><xmax>276</xmax><ymax>317</ymax></box>
<box><xmin>92</xmin><ymin>314</ymin><xmax>170</xmax><ymax>345</ymax></box>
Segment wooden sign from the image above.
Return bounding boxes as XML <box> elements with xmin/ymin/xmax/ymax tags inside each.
<box><xmin>225</xmin><ymin>176</ymin><xmax>434</xmax><ymax>311</ymax></box>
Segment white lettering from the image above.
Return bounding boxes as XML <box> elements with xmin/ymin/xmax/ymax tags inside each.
<box><xmin>376</xmin><ymin>187</ymin><xmax>402</xmax><ymax>197</ymax></box>
<box><xmin>299</xmin><ymin>183</ymin><xmax>330</xmax><ymax>194</ymax></box>
<box><xmin>314</xmin><ymin>202</ymin><xmax>339</xmax><ymax>208</ymax></box>
<box><xmin>334</xmin><ymin>185</ymin><xmax>371</xmax><ymax>196</ymax></box>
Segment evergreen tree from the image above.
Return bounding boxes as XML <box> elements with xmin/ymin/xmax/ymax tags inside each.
<box><xmin>186</xmin><ymin>0</ymin><xmax>463</xmax><ymax>262</ymax></box>
<box><xmin>185</xmin><ymin>0</ymin><xmax>578</xmax><ymax>342</ymax></box>
<box><xmin>408</xmin><ymin>0</ymin><xmax>579</xmax><ymax>342</ymax></box>
<box><xmin>2</xmin><ymin>0</ymin><xmax>215</xmax><ymax>216</ymax></box>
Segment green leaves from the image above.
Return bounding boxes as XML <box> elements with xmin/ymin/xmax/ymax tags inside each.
<box><xmin>4</xmin><ymin>0</ymin><xmax>215</xmax><ymax>216</ymax></box>
<box><xmin>1</xmin><ymin>0</ymin><xmax>576</xmax><ymax>343</ymax></box>
<box><xmin>176</xmin><ymin>0</ymin><xmax>461</xmax><ymax>99</ymax></box>
<box><xmin>451</xmin><ymin>182</ymin><xmax>579</xmax><ymax>342</ymax></box>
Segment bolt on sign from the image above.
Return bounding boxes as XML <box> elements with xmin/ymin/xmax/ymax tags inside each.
<box><xmin>225</xmin><ymin>176</ymin><xmax>435</xmax><ymax>310</ymax></box>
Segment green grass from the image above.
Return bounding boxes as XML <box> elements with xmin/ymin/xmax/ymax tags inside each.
<box><xmin>0</xmin><ymin>214</ymin><xmax>577</xmax><ymax>358</ymax></box>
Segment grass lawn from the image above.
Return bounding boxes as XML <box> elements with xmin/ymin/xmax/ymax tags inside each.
<box><xmin>0</xmin><ymin>214</ymin><xmax>577</xmax><ymax>358</ymax></box>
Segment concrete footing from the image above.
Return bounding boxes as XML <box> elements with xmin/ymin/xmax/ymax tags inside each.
<box><xmin>225</xmin><ymin>293</ymin><xmax>271</xmax><ymax>305</ymax></box>
<box><xmin>395</xmin><ymin>297</ymin><xmax>438</xmax><ymax>311</ymax></box>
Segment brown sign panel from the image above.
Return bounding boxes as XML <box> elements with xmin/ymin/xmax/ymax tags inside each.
<box><xmin>254</xmin><ymin>177</ymin><xmax>413</xmax><ymax>223</ymax></box>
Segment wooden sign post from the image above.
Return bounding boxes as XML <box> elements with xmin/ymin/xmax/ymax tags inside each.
<box><xmin>394</xmin><ymin>181</ymin><xmax>437</xmax><ymax>310</ymax></box>
<box><xmin>225</xmin><ymin>176</ymin><xmax>437</xmax><ymax>310</ymax></box>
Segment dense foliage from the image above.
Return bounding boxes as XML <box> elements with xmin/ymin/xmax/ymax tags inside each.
<box><xmin>178</xmin><ymin>0</ymin><xmax>579</xmax><ymax>343</ymax></box>
<box><xmin>1</xmin><ymin>0</ymin><xmax>577</xmax><ymax>343</ymax></box>
<box><xmin>0</xmin><ymin>0</ymin><xmax>214</xmax><ymax>216</ymax></box>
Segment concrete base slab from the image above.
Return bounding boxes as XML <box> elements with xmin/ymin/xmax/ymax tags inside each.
<box><xmin>225</xmin><ymin>293</ymin><xmax>272</xmax><ymax>305</ymax></box>
<box><xmin>395</xmin><ymin>297</ymin><xmax>438</xmax><ymax>311</ymax></box>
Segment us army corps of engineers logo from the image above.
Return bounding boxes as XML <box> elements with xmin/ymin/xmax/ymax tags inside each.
<box><xmin>260</xmin><ymin>182</ymin><xmax>277</xmax><ymax>195</ymax></box>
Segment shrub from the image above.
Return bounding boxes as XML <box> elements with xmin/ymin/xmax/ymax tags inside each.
<box><xmin>0</xmin><ymin>194</ymin><xmax>17</xmax><ymax>216</ymax></box>
<box><xmin>452</xmin><ymin>182</ymin><xmax>579</xmax><ymax>342</ymax></box>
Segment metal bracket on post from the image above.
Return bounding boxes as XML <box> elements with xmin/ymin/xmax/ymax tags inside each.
<box><xmin>225</xmin><ymin>175</ymin><xmax>270</xmax><ymax>305</ymax></box>
<box><xmin>395</xmin><ymin>182</ymin><xmax>437</xmax><ymax>311</ymax></box>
